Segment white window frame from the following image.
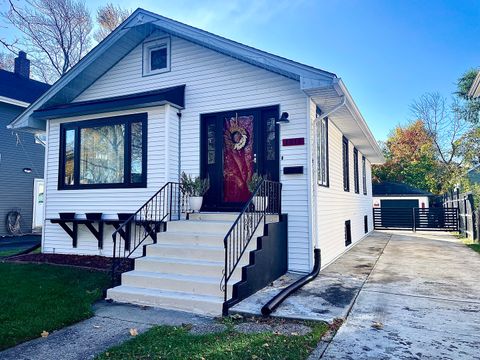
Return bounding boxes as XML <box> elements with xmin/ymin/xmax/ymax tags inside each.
<box><xmin>143</xmin><ymin>37</ymin><xmax>171</xmax><ymax>76</ymax></box>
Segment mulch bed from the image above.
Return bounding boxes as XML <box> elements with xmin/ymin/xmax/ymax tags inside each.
<box><xmin>6</xmin><ymin>253</ymin><xmax>134</xmax><ymax>272</ymax></box>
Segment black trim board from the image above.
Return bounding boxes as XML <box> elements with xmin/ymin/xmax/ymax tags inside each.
<box><xmin>33</xmin><ymin>85</ymin><xmax>185</xmax><ymax>119</ymax></box>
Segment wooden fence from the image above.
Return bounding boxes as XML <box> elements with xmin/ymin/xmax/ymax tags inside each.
<box><xmin>443</xmin><ymin>190</ymin><xmax>479</xmax><ymax>241</ymax></box>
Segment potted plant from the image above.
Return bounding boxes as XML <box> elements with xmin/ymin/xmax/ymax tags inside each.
<box><xmin>247</xmin><ymin>173</ymin><xmax>267</xmax><ymax>211</ymax></box>
<box><xmin>181</xmin><ymin>172</ymin><xmax>210</xmax><ymax>212</ymax></box>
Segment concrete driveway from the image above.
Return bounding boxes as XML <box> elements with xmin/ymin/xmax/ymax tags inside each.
<box><xmin>322</xmin><ymin>231</ymin><xmax>480</xmax><ymax>360</ymax></box>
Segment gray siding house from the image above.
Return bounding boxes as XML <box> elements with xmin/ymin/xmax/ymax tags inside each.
<box><xmin>0</xmin><ymin>52</ymin><xmax>50</xmax><ymax>235</ymax></box>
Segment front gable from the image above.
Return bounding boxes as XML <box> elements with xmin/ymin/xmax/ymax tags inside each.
<box><xmin>74</xmin><ymin>32</ymin><xmax>303</xmax><ymax>104</ymax></box>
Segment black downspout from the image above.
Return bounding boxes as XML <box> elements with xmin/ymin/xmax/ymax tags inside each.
<box><xmin>261</xmin><ymin>248</ymin><xmax>321</xmax><ymax>316</ymax></box>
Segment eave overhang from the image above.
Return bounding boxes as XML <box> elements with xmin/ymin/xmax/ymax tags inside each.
<box><xmin>32</xmin><ymin>85</ymin><xmax>185</xmax><ymax>120</ymax></box>
<box><xmin>304</xmin><ymin>79</ymin><xmax>385</xmax><ymax>164</ymax></box>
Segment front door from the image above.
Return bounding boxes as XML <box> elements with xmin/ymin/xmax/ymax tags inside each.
<box><xmin>201</xmin><ymin>106</ymin><xmax>279</xmax><ymax>211</ymax></box>
<box><xmin>32</xmin><ymin>178</ymin><xmax>45</xmax><ymax>231</ymax></box>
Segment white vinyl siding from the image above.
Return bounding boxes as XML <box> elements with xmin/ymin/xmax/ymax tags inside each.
<box><xmin>310</xmin><ymin>100</ymin><xmax>374</xmax><ymax>267</ymax></box>
<box><xmin>49</xmin><ymin>35</ymin><xmax>311</xmax><ymax>272</ymax></box>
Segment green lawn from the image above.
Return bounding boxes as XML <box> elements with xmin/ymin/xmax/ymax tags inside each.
<box><xmin>0</xmin><ymin>262</ymin><xmax>110</xmax><ymax>350</ymax></box>
<box><xmin>96</xmin><ymin>321</ymin><xmax>328</xmax><ymax>360</ymax></box>
<box><xmin>467</xmin><ymin>243</ymin><xmax>480</xmax><ymax>254</ymax></box>
<box><xmin>0</xmin><ymin>246</ymin><xmax>41</xmax><ymax>257</ymax></box>
<box><xmin>0</xmin><ymin>249</ymin><xmax>22</xmax><ymax>257</ymax></box>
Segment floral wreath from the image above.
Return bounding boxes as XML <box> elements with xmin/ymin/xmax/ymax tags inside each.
<box><xmin>225</xmin><ymin>115</ymin><xmax>249</xmax><ymax>151</ymax></box>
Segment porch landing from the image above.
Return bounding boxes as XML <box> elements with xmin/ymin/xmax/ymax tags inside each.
<box><xmin>231</xmin><ymin>231</ymin><xmax>391</xmax><ymax>322</ymax></box>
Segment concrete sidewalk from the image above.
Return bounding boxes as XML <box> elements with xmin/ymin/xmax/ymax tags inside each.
<box><xmin>321</xmin><ymin>231</ymin><xmax>480</xmax><ymax>359</ymax></box>
<box><xmin>0</xmin><ymin>302</ymin><xmax>212</xmax><ymax>360</ymax></box>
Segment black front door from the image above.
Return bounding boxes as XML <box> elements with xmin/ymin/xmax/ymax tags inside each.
<box><xmin>201</xmin><ymin>106</ymin><xmax>279</xmax><ymax>211</ymax></box>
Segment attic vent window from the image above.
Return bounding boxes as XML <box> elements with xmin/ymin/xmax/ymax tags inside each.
<box><xmin>143</xmin><ymin>37</ymin><xmax>171</xmax><ymax>76</ymax></box>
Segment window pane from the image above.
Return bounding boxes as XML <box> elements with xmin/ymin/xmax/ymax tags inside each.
<box><xmin>343</xmin><ymin>137</ymin><xmax>349</xmax><ymax>191</ymax></box>
<box><xmin>131</xmin><ymin>122</ymin><xmax>143</xmax><ymax>183</ymax></box>
<box><xmin>64</xmin><ymin>129</ymin><xmax>75</xmax><ymax>185</ymax></box>
<box><xmin>363</xmin><ymin>157</ymin><xmax>367</xmax><ymax>194</ymax></box>
<box><xmin>207</xmin><ymin>122</ymin><xmax>216</xmax><ymax>164</ymax></box>
<box><xmin>150</xmin><ymin>47</ymin><xmax>167</xmax><ymax>70</ymax></box>
<box><xmin>79</xmin><ymin>124</ymin><xmax>125</xmax><ymax>184</ymax></box>
<box><xmin>317</xmin><ymin>118</ymin><xmax>328</xmax><ymax>186</ymax></box>
<box><xmin>266</xmin><ymin>117</ymin><xmax>276</xmax><ymax>161</ymax></box>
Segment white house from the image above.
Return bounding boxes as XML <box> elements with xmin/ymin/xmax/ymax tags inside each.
<box><xmin>9</xmin><ymin>9</ymin><xmax>383</xmax><ymax>315</ymax></box>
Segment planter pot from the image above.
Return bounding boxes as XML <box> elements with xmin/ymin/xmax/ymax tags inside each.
<box><xmin>59</xmin><ymin>212</ymin><xmax>75</xmax><ymax>220</ymax></box>
<box><xmin>189</xmin><ymin>196</ymin><xmax>203</xmax><ymax>212</ymax></box>
<box><xmin>253</xmin><ymin>196</ymin><xmax>269</xmax><ymax>212</ymax></box>
<box><xmin>117</xmin><ymin>213</ymin><xmax>134</xmax><ymax>221</ymax></box>
<box><xmin>86</xmin><ymin>212</ymin><xmax>102</xmax><ymax>221</ymax></box>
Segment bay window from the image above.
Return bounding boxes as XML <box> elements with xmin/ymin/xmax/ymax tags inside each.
<box><xmin>59</xmin><ymin>113</ymin><xmax>147</xmax><ymax>189</ymax></box>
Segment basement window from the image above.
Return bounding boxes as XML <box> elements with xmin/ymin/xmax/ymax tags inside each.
<box><xmin>345</xmin><ymin>220</ymin><xmax>352</xmax><ymax>247</ymax></box>
<box><xmin>364</xmin><ymin>215</ymin><xmax>368</xmax><ymax>233</ymax></box>
<box><xmin>143</xmin><ymin>37</ymin><xmax>171</xmax><ymax>76</ymax></box>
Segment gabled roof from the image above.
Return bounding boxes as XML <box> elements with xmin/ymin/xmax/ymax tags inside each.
<box><xmin>0</xmin><ymin>69</ymin><xmax>50</xmax><ymax>105</ymax></box>
<box><xmin>372</xmin><ymin>181</ymin><xmax>433</xmax><ymax>197</ymax></box>
<box><xmin>8</xmin><ymin>8</ymin><xmax>383</xmax><ymax>162</ymax></box>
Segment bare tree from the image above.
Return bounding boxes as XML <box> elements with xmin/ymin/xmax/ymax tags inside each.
<box><xmin>410</xmin><ymin>92</ymin><xmax>471</xmax><ymax>166</ymax></box>
<box><xmin>0</xmin><ymin>52</ymin><xmax>14</xmax><ymax>71</ymax></box>
<box><xmin>3</xmin><ymin>0</ymin><xmax>92</xmax><ymax>83</ymax></box>
<box><xmin>94</xmin><ymin>3</ymin><xmax>131</xmax><ymax>43</ymax></box>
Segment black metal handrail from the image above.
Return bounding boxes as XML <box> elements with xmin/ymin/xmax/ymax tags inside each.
<box><xmin>111</xmin><ymin>182</ymin><xmax>188</xmax><ymax>284</ymax></box>
<box><xmin>221</xmin><ymin>179</ymin><xmax>282</xmax><ymax>314</ymax></box>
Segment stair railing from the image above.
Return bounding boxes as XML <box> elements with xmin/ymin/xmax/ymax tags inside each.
<box><xmin>220</xmin><ymin>179</ymin><xmax>282</xmax><ymax>315</ymax></box>
<box><xmin>111</xmin><ymin>182</ymin><xmax>188</xmax><ymax>284</ymax></box>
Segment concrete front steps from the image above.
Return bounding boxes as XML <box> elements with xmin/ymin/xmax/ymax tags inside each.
<box><xmin>106</xmin><ymin>212</ymin><xmax>266</xmax><ymax>316</ymax></box>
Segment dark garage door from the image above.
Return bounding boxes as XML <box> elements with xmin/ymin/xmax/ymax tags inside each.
<box><xmin>380</xmin><ymin>199</ymin><xmax>419</xmax><ymax>208</ymax></box>
<box><xmin>375</xmin><ymin>199</ymin><xmax>419</xmax><ymax>229</ymax></box>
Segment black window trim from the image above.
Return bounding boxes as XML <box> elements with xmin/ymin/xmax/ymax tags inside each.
<box><xmin>316</xmin><ymin>107</ymin><xmax>329</xmax><ymax>187</ymax></box>
<box><xmin>342</xmin><ymin>136</ymin><xmax>350</xmax><ymax>192</ymax></box>
<box><xmin>362</xmin><ymin>155</ymin><xmax>367</xmax><ymax>195</ymax></box>
<box><xmin>345</xmin><ymin>219</ymin><xmax>352</xmax><ymax>246</ymax></box>
<box><xmin>58</xmin><ymin>113</ymin><xmax>148</xmax><ymax>190</ymax></box>
<box><xmin>353</xmin><ymin>147</ymin><xmax>359</xmax><ymax>194</ymax></box>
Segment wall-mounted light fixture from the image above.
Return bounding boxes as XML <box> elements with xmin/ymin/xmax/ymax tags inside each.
<box><xmin>23</xmin><ymin>168</ymin><xmax>32</xmax><ymax>174</ymax></box>
<box><xmin>276</xmin><ymin>112</ymin><xmax>290</xmax><ymax>124</ymax></box>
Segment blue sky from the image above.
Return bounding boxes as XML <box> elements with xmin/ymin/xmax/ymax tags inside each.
<box><xmin>2</xmin><ymin>0</ymin><xmax>479</xmax><ymax>140</ymax></box>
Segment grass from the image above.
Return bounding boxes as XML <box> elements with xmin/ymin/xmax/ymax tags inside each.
<box><xmin>0</xmin><ymin>262</ymin><xmax>110</xmax><ymax>350</ymax></box>
<box><xmin>0</xmin><ymin>249</ymin><xmax>23</xmax><ymax>257</ymax></box>
<box><xmin>0</xmin><ymin>246</ymin><xmax>41</xmax><ymax>257</ymax></box>
<box><xmin>466</xmin><ymin>243</ymin><xmax>480</xmax><ymax>254</ymax></box>
<box><xmin>96</xmin><ymin>320</ymin><xmax>328</xmax><ymax>360</ymax></box>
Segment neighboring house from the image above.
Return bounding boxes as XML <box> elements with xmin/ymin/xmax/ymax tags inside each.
<box><xmin>9</xmin><ymin>9</ymin><xmax>383</xmax><ymax>315</ymax></box>
<box><xmin>468</xmin><ymin>70</ymin><xmax>480</xmax><ymax>99</ymax></box>
<box><xmin>0</xmin><ymin>52</ymin><xmax>50</xmax><ymax>236</ymax></box>
<box><xmin>467</xmin><ymin>164</ymin><xmax>480</xmax><ymax>185</ymax></box>
<box><xmin>372</xmin><ymin>181</ymin><xmax>432</xmax><ymax>209</ymax></box>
